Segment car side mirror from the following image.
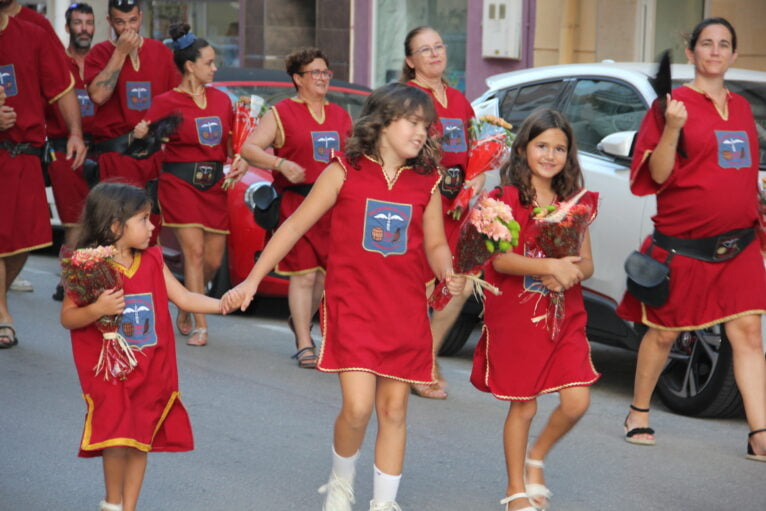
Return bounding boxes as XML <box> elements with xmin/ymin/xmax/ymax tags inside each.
<box><xmin>597</xmin><ymin>131</ymin><xmax>636</xmax><ymax>160</ymax></box>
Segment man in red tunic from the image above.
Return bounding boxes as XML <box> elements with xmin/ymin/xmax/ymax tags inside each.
<box><xmin>0</xmin><ymin>6</ymin><xmax>86</xmax><ymax>348</ymax></box>
<box><xmin>47</xmin><ymin>3</ymin><xmax>97</xmax><ymax>302</ymax></box>
<box><xmin>85</xmin><ymin>0</ymin><xmax>179</xmax><ymax>232</ymax></box>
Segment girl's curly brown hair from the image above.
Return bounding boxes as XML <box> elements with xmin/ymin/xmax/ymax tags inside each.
<box><xmin>500</xmin><ymin>108</ymin><xmax>583</xmax><ymax>206</ymax></box>
<box><xmin>345</xmin><ymin>82</ymin><xmax>441</xmax><ymax>174</ymax></box>
<box><xmin>75</xmin><ymin>182</ymin><xmax>152</xmax><ymax>249</ymax></box>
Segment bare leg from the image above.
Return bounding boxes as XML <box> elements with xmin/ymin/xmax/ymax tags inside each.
<box><xmin>503</xmin><ymin>400</ymin><xmax>537</xmax><ymax>510</ymax></box>
<box><xmin>121</xmin><ymin>449</ymin><xmax>148</xmax><ymax>511</ymax></box>
<box><xmin>725</xmin><ymin>315</ymin><xmax>766</xmax><ymax>455</ymax></box>
<box><xmin>373</xmin><ymin>378</ymin><xmax>410</xmax><ymax>475</ymax></box>
<box><xmin>288</xmin><ymin>271</ymin><xmax>320</xmax><ymax>351</ymax></box>
<box><xmin>173</xmin><ymin>227</ymin><xmax>204</xmax><ymax>333</ymax></box>
<box><xmin>334</xmin><ymin>371</ymin><xmax>376</xmax><ymax>457</ymax></box>
<box><xmin>193</xmin><ymin>231</ymin><xmax>226</xmax><ymax>328</ymax></box>
<box><xmin>102</xmin><ymin>447</ymin><xmax>127</xmax><ymax>507</ymax></box>
<box><xmin>526</xmin><ymin>386</ymin><xmax>590</xmax><ymax>507</ymax></box>
<box><xmin>626</xmin><ymin>327</ymin><xmax>679</xmax><ymax>441</ymax></box>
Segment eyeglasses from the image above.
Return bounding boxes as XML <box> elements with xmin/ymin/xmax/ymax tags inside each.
<box><xmin>110</xmin><ymin>0</ymin><xmax>137</xmax><ymax>7</ymax></box>
<box><xmin>298</xmin><ymin>69</ymin><xmax>334</xmax><ymax>80</ymax></box>
<box><xmin>412</xmin><ymin>43</ymin><xmax>447</xmax><ymax>57</ymax></box>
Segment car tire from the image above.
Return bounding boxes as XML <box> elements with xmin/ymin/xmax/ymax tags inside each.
<box><xmin>656</xmin><ymin>325</ymin><xmax>743</xmax><ymax>418</ymax></box>
<box><xmin>208</xmin><ymin>249</ymin><xmax>232</xmax><ymax>299</ymax></box>
<box><xmin>438</xmin><ymin>312</ymin><xmax>480</xmax><ymax>357</ymax></box>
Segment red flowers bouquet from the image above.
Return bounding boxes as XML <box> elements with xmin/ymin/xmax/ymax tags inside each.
<box><xmin>61</xmin><ymin>246</ymin><xmax>137</xmax><ymax>382</ymax></box>
<box><xmin>447</xmin><ymin>115</ymin><xmax>514</xmax><ymax>220</ymax></box>
<box><xmin>224</xmin><ymin>95</ymin><xmax>268</xmax><ymax>190</ymax></box>
<box><xmin>524</xmin><ymin>189</ymin><xmax>599</xmax><ymax>341</ymax></box>
<box><xmin>430</xmin><ymin>191</ymin><xmax>520</xmax><ymax>310</ymax></box>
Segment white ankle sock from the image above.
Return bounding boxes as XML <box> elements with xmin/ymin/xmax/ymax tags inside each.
<box><xmin>331</xmin><ymin>446</ymin><xmax>359</xmax><ymax>482</ymax></box>
<box><xmin>372</xmin><ymin>465</ymin><xmax>401</xmax><ymax>503</ymax></box>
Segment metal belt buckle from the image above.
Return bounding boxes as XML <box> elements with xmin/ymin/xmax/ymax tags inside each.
<box><xmin>192</xmin><ymin>162</ymin><xmax>216</xmax><ymax>188</ymax></box>
<box><xmin>713</xmin><ymin>233</ymin><xmax>741</xmax><ymax>260</ymax></box>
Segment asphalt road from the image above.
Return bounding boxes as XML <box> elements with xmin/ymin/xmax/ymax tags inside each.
<box><xmin>1</xmin><ymin>253</ymin><xmax>763</xmax><ymax>511</ymax></box>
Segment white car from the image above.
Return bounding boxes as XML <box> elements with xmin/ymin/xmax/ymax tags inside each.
<box><xmin>441</xmin><ymin>62</ymin><xmax>766</xmax><ymax>418</ymax></box>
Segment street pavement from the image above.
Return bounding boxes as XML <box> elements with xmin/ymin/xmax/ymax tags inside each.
<box><xmin>1</xmin><ymin>253</ymin><xmax>764</xmax><ymax>511</ymax></box>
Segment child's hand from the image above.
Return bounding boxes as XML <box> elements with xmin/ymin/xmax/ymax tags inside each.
<box><xmin>445</xmin><ymin>271</ymin><xmax>466</xmax><ymax>296</ymax></box>
<box><xmin>539</xmin><ymin>275</ymin><xmax>564</xmax><ymax>292</ymax></box>
<box><xmin>548</xmin><ymin>256</ymin><xmax>583</xmax><ymax>290</ymax></box>
<box><xmin>133</xmin><ymin>120</ymin><xmax>150</xmax><ymax>139</ymax></box>
<box><xmin>222</xmin><ymin>281</ymin><xmax>258</xmax><ymax>312</ymax></box>
<box><xmin>93</xmin><ymin>288</ymin><xmax>125</xmax><ymax>316</ymax></box>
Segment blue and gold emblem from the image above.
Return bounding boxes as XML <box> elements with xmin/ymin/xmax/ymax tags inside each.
<box><xmin>126</xmin><ymin>81</ymin><xmax>151</xmax><ymax>111</ymax></box>
<box><xmin>119</xmin><ymin>293</ymin><xmax>157</xmax><ymax>348</ymax></box>
<box><xmin>0</xmin><ymin>64</ymin><xmax>18</xmax><ymax>97</ymax></box>
<box><xmin>715</xmin><ymin>130</ymin><xmax>751</xmax><ymax>169</ymax></box>
<box><xmin>311</xmin><ymin>131</ymin><xmax>340</xmax><ymax>162</ymax></box>
<box><xmin>440</xmin><ymin>118</ymin><xmax>467</xmax><ymax>153</ymax></box>
<box><xmin>363</xmin><ymin>199</ymin><xmax>411</xmax><ymax>257</ymax></box>
<box><xmin>195</xmin><ymin>116</ymin><xmax>223</xmax><ymax>146</ymax></box>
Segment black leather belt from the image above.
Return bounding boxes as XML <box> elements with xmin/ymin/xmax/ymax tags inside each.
<box><xmin>653</xmin><ymin>227</ymin><xmax>755</xmax><ymax>262</ymax></box>
<box><xmin>0</xmin><ymin>140</ymin><xmax>44</xmax><ymax>158</ymax></box>
<box><xmin>162</xmin><ymin>161</ymin><xmax>224</xmax><ymax>191</ymax></box>
<box><xmin>93</xmin><ymin>133</ymin><xmax>132</xmax><ymax>154</ymax></box>
<box><xmin>47</xmin><ymin>136</ymin><xmax>93</xmax><ymax>155</ymax></box>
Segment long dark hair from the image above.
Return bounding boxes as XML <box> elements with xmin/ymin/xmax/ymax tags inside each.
<box><xmin>168</xmin><ymin>23</ymin><xmax>211</xmax><ymax>74</ymax></box>
<box><xmin>75</xmin><ymin>182</ymin><xmax>151</xmax><ymax>249</ymax></box>
<box><xmin>345</xmin><ymin>82</ymin><xmax>441</xmax><ymax>174</ymax></box>
<box><xmin>688</xmin><ymin>17</ymin><xmax>737</xmax><ymax>51</ymax></box>
<box><xmin>399</xmin><ymin>26</ymin><xmax>434</xmax><ymax>82</ymax></box>
<box><xmin>500</xmin><ymin>108</ymin><xmax>583</xmax><ymax>207</ymax></box>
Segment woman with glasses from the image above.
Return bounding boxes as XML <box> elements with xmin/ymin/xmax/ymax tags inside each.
<box><xmin>241</xmin><ymin>47</ymin><xmax>352</xmax><ymax>368</ymax></box>
<box><xmin>132</xmin><ymin>23</ymin><xmax>248</xmax><ymax>347</ymax></box>
<box><xmin>401</xmin><ymin>26</ymin><xmax>481</xmax><ymax>399</ymax></box>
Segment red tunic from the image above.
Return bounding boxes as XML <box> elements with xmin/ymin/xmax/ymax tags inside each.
<box><xmin>471</xmin><ymin>186</ymin><xmax>600</xmax><ymax>400</ymax></box>
<box><xmin>70</xmin><ymin>247</ymin><xmax>193</xmax><ymax>457</ymax></box>
<box><xmin>318</xmin><ymin>154</ymin><xmax>440</xmax><ymax>384</ymax></box>
<box><xmin>0</xmin><ymin>16</ymin><xmax>74</xmax><ymax>256</ymax></box>
<box><xmin>271</xmin><ymin>98</ymin><xmax>352</xmax><ymax>274</ymax></box>
<box><xmin>146</xmin><ymin>88</ymin><xmax>233</xmax><ymax>233</ymax></box>
<box><xmin>45</xmin><ymin>56</ymin><xmax>94</xmax><ymax>225</ymax></box>
<box><xmin>616</xmin><ymin>85</ymin><xmax>766</xmax><ymax>329</ymax></box>
<box><xmin>84</xmin><ymin>39</ymin><xmax>180</xmax><ymax>187</ymax></box>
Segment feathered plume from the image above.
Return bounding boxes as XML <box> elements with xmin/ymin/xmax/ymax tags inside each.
<box><xmin>649</xmin><ymin>50</ymin><xmax>686</xmax><ymax>158</ymax></box>
<box><xmin>123</xmin><ymin>113</ymin><xmax>183</xmax><ymax>160</ymax></box>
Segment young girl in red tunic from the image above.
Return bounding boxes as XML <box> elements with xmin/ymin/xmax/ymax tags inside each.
<box><xmin>225</xmin><ymin>83</ymin><xmax>464</xmax><ymax>511</ymax></box>
<box><xmin>60</xmin><ymin>183</ymin><xmax>226</xmax><ymax>511</ymax></box>
<box><xmin>470</xmin><ymin>109</ymin><xmax>599</xmax><ymax>511</ymax></box>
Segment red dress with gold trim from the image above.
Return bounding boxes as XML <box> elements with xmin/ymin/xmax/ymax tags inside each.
<box><xmin>146</xmin><ymin>88</ymin><xmax>233</xmax><ymax>233</ymax></box>
<box><xmin>616</xmin><ymin>85</ymin><xmax>766</xmax><ymax>330</ymax></box>
<box><xmin>318</xmin><ymin>154</ymin><xmax>439</xmax><ymax>384</ymax></box>
<box><xmin>271</xmin><ymin>98</ymin><xmax>352</xmax><ymax>274</ymax></box>
<box><xmin>470</xmin><ymin>186</ymin><xmax>600</xmax><ymax>400</ymax></box>
<box><xmin>69</xmin><ymin>247</ymin><xmax>193</xmax><ymax>457</ymax></box>
<box><xmin>407</xmin><ymin>80</ymin><xmax>474</xmax><ymax>250</ymax></box>
<box><xmin>0</xmin><ymin>16</ymin><xmax>74</xmax><ymax>257</ymax></box>
<box><xmin>45</xmin><ymin>56</ymin><xmax>95</xmax><ymax>225</ymax></box>
<box><xmin>84</xmin><ymin>39</ymin><xmax>180</xmax><ymax>187</ymax></box>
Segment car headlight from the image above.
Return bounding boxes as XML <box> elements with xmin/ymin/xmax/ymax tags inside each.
<box><xmin>243</xmin><ymin>181</ymin><xmax>278</xmax><ymax>212</ymax></box>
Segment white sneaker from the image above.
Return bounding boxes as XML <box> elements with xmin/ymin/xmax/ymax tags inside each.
<box><xmin>318</xmin><ymin>472</ymin><xmax>355</xmax><ymax>511</ymax></box>
<box><xmin>10</xmin><ymin>277</ymin><xmax>33</xmax><ymax>292</ymax></box>
<box><xmin>369</xmin><ymin>501</ymin><xmax>402</xmax><ymax>511</ymax></box>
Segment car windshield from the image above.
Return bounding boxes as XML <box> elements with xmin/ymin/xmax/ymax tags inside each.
<box><xmin>213</xmin><ymin>84</ymin><xmax>368</xmax><ymax>120</ymax></box>
<box><xmin>674</xmin><ymin>79</ymin><xmax>766</xmax><ymax>169</ymax></box>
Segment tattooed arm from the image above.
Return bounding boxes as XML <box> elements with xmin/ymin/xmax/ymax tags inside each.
<box><xmin>88</xmin><ymin>30</ymin><xmax>141</xmax><ymax>105</ymax></box>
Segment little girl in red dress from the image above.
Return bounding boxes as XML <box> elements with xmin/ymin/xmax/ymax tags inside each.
<box><xmin>60</xmin><ymin>183</ymin><xmax>228</xmax><ymax>511</ymax></box>
<box><xmin>224</xmin><ymin>83</ymin><xmax>465</xmax><ymax>511</ymax></box>
<box><xmin>470</xmin><ymin>109</ymin><xmax>600</xmax><ymax>511</ymax></box>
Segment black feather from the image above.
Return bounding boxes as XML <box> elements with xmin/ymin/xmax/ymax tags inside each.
<box><xmin>649</xmin><ymin>50</ymin><xmax>686</xmax><ymax>158</ymax></box>
<box><xmin>123</xmin><ymin>113</ymin><xmax>183</xmax><ymax>160</ymax></box>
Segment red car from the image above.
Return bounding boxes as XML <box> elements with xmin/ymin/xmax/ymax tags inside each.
<box><xmin>160</xmin><ymin>67</ymin><xmax>370</xmax><ymax>299</ymax></box>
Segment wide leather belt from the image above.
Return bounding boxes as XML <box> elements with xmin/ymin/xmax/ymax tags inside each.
<box><xmin>653</xmin><ymin>227</ymin><xmax>755</xmax><ymax>262</ymax></box>
<box><xmin>0</xmin><ymin>140</ymin><xmax>44</xmax><ymax>158</ymax></box>
<box><xmin>162</xmin><ymin>161</ymin><xmax>224</xmax><ymax>191</ymax></box>
<box><xmin>93</xmin><ymin>133</ymin><xmax>132</xmax><ymax>154</ymax></box>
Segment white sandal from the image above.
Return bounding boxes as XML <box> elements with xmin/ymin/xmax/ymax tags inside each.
<box><xmin>500</xmin><ymin>492</ymin><xmax>536</xmax><ymax>511</ymax></box>
<box><xmin>99</xmin><ymin>501</ymin><xmax>122</xmax><ymax>511</ymax></box>
<box><xmin>525</xmin><ymin>458</ymin><xmax>553</xmax><ymax>510</ymax></box>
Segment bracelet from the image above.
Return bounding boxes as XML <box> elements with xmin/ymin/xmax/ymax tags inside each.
<box><xmin>274</xmin><ymin>157</ymin><xmax>285</xmax><ymax>170</ymax></box>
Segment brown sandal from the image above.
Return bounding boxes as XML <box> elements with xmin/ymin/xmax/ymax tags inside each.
<box><xmin>411</xmin><ymin>382</ymin><xmax>447</xmax><ymax>400</ymax></box>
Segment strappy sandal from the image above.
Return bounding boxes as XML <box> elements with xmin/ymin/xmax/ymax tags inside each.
<box><xmin>525</xmin><ymin>458</ymin><xmax>552</xmax><ymax>510</ymax></box>
<box><xmin>0</xmin><ymin>323</ymin><xmax>18</xmax><ymax>349</ymax></box>
<box><xmin>500</xmin><ymin>492</ymin><xmax>536</xmax><ymax>511</ymax></box>
<box><xmin>187</xmin><ymin>327</ymin><xmax>208</xmax><ymax>346</ymax></box>
<box><xmin>287</xmin><ymin>316</ymin><xmax>317</xmax><ymax>368</ymax></box>
<box><xmin>624</xmin><ymin>404</ymin><xmax>655</xmax><ymax>445</ymax></box>
<box><xmin>746</xmin><ymin>428</ymin><xmax>766</xmax><ymax>462</ymax></box>
<box><xmin>176</xmin><ymin>311</ymin><xmax>193</xmax><ymax>336</ymax></box>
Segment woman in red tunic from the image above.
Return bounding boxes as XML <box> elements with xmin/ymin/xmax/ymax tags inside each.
<box><xmin>241</xmin><ymin>47</ymin><xmax>352</xmax><ymax>368</ymax></box>
<box><xmin>470</xmin><ymin>109</ymin><xmax>599</xmax><ymax>511</ymax></box>
<box><xmin>401</xmin><ymin>26</ymin><xmax>481</xmax><ymax>399</ymax></box>
<box><xmin>618</xmin><ymin>18</ymin><xmax>766</xmax><ymax>461</ymax></box>
<box><xmin>61</xmin><ymin>183</ymin><xmax>226</xmax><ymax>511</ymax></box>
<box><xmin>225</xmin><ymin>83</ymin><xmax>464</xmax><ymax>510</ymax></box>
<box><xmin>133</xmin><ymin>24</ymin><xmax>247</xmax><ymax>347</ymax></box>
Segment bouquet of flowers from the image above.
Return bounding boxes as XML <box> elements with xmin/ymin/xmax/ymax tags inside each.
<box><xmin>446</xmin><ymin>115</ymin><xmax>514</xmax><ymax>220</ymax></box>
<box><xmin>61</xmin><ymin>246</ymin><xmax>137</xmax><ymax>382</ymax></box>
<box><xmin>224</xmin><ymin>95</ymin><xmax>268</xmax><ymax>190</ymax></box>
<box><xmin>523</xmin><ymin>189</ymin><xmax>598</xmax><ymax>341</ymax></box>
<box><xmin>429</xmin><ymin>191</ymin><xmax>520</xmax><ymax>310</ymax></box>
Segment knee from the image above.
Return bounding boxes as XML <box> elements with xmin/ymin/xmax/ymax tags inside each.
<box><xmin>293</xmin><ymin>272</ymin><xmax>318</xmax><ymax>289</ymax></box>
<box><xmin>511</xmin><ymin>400</ymin><xmax>537</xmax><ymax>422</ymax></box>
<box><xmin>560</xmin><ymin>394</ymin><xmax>590</xmax><ymax>421</ymax></box>
<box><xmin>340</xmin><ymin>403</ymin><xmax>373</xmax><ymax>431</ymax></box>
<box><xmin>377</xmin><ymin>400</ymin><xmax>408</xmax><ymax>429</ymax></box>
<box><xmin>647</xmin><ymin>329</ymin><xmax>678</xmax><ymax>349</ymax></box>
<box><xmin>183</xmin><ymin>245</ymin><xmax>204</xmax><ymax>267</ymax></box>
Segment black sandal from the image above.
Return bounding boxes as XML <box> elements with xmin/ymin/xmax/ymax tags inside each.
<box><xmin>288</xmin><ymin>316</ymin><xmax>317</xmax><ymax>369</ymax></box>
<box><xmin>746</xmin><ymin>428</ymin><xmax>766</xmax><ymax>462</ymax></box>
<box><xmin>624</xmin><ymin>404</ymin><xmax>655</xmax><ymax>445</ymax></box>
<box><xmin>0</xmin><ymin>323</ymin><xmax>18</xmax><ymax>349</ymax></box>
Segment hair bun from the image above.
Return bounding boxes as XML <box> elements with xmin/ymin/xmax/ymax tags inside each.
<box><xmin>168</xmin><ymin>23</ymin><xmax>191</xmax><ymax>41</ymax></box>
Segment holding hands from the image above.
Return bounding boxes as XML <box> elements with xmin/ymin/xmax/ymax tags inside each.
<box><xmin>221</xmin><ymin>280</ymin><xmax>259</xmax><ymax>313</ymax></box>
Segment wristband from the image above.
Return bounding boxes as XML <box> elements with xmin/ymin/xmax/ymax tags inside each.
<box><xmin>274</xmin><ymin>157</ymin><xmax>285</xmax><ymax>170</ymax></box>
